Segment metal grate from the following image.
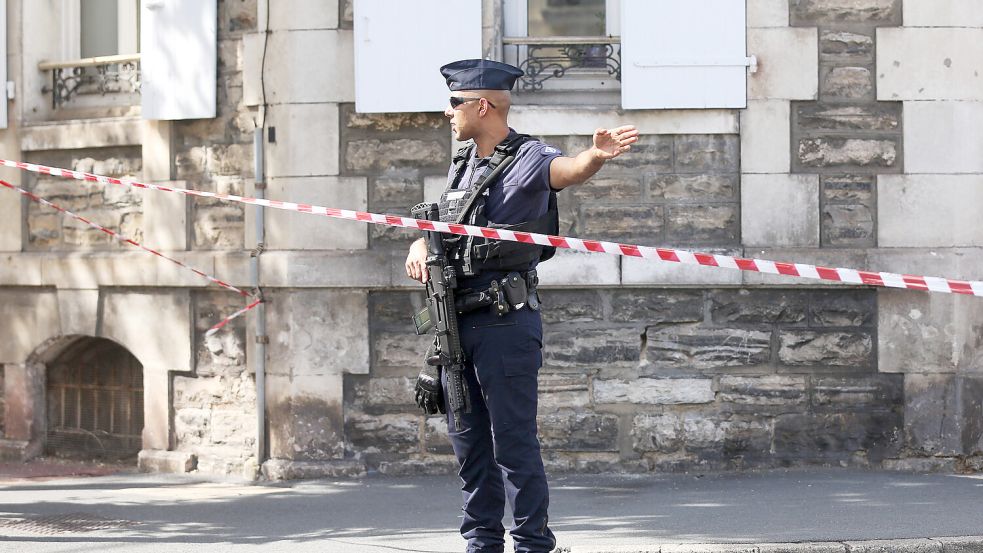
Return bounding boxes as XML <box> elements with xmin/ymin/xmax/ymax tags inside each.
<box><xmin>0</xmin><ymin>512</ymin><xmax>139</xmax><ymax>535</ymax></box>
<box><xmin>503</xmin><ymin>36</ymin><xmax>622</xmax><ymax>91</ymax></box>
<box><xmin>46</xmin><ymin>338</ymin><xmax>144</xmax><ymax>461</ymax></box>
<box><xmin>39</xmin><ymin>54</ymin><xmax>141</xmax><ymax>109</ymax></box>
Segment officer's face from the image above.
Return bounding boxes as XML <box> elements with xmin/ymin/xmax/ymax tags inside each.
<box><xmin>445</xmin><ymin>94</ymin><xmax>486</xmax><ymax>140</ymax></box>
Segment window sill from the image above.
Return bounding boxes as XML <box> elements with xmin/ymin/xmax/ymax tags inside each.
<box><xmin>508</xmin><ymin>105</ymin><xmax>740</xmax><ymax>136</ymax></box>
<box><xmin>512</xmin><ymin>88</ymin><xmax>621</xmax><ymax>107</ymax></box>
<box><xmin>20</xmin><ymin>116</ymin><xmax>144</xmax><ymax>152</ymax></box>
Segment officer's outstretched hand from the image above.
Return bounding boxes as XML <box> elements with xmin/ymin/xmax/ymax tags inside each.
<box><xmin>405</xmin><ymin>238</ymin><xmax>429</xmax><ymax>283</ymax></box>
<box><xmin>592</xmin><ymin>125</ymin><xmax>639</xmax><ymax>160</ymax></box>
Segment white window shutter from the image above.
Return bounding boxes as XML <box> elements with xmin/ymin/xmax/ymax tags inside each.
<box><xmin>621</xmin><ymin>0</ymin><xmax>748</xmax><ymax>110</ymax></box>
<box><xmin>0</xmin><ymin>0</ymin><xmax>7</xmax><ymax>130</ymax></box>
<box><xmin>354</xmin><ymin>0</ymin><xmax>482</xmax><ymax>113</ymax></box>
<box><xmin>141</xmin><ymin>0</ymin><xmax>217</xmax><ymax>120</ymax></box>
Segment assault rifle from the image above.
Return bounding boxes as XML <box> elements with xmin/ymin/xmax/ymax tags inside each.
<box><xmin>410</xmin><ymin>202</ymin><xmax>471</xmax><ymax>430</ymax></box>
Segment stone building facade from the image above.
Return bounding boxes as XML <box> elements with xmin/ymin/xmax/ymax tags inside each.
<box><xmin>0</xmin><ymin>0</ymin><xmax>981</xmax><ymax>479</ymax></box>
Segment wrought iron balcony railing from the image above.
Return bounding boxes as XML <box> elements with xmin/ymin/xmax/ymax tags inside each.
<box><xmin>503</xmin><ymin>36</ymin><xmax>621</xmax><ymax>91</ymax></box>
<box><xmin>39</xmin><ymin>54</ymin><xmax>141</xmax><ymax>110</ymax></box>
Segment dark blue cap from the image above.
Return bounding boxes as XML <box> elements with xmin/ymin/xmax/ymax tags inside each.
<box><xmin>440</xmin><ymin>59</ymin><xmax>524</xmax><ymax>91</ymax></box>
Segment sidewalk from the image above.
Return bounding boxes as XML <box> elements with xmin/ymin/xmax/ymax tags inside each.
<box><xmin>0</xmin><ymin>465</ymin><xmax>981</xmax><ymax>552</ymax></box>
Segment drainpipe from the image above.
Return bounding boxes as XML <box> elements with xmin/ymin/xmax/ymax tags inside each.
<box><xmin>252</xmin><ymin>126</ymin><xmax>268</xmax><ymax>469</ymax></box>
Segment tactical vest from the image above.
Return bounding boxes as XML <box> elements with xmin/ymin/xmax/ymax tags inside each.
<box><xmin>438</xmin><ymin>134</ymin><xmax>559</xmax><ymax>278</ymax></box>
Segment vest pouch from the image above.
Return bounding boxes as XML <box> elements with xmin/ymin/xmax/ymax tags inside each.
<box><xmin>442</xmin><ymin>234</ymin><xmax>464</xmax><ymax>254</ymax></box>
<box><xmin>471</xmin><ymin>219</ymin><xmax>549</xmax><ymax>272</ymax></box>
<box><xmin>469</xmin><ymin>192</ymin><xmax>560</xmax><ymax>267</ymax></box>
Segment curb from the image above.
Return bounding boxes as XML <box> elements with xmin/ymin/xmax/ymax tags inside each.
<box><xmin>566</xmin><ymin>536</ymin><xmax>983</xmax><ymax>552</ymax></box>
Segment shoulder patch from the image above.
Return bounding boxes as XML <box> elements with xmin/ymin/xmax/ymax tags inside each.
<box><xmin>541</xmin><ymin>146</ymin><xmax>560</xmax><ymax>155</ymax></box>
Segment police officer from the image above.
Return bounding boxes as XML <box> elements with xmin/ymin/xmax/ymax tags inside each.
<box><xmin>405</xmin><ymin>59</ymin><xmax>638</xmax><ymax>553</ymax></box>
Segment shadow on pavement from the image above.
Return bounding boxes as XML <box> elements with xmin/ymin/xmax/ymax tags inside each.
<box><xmin>0</xmin><ymin>468</ymin><xmax>980</xmax><ymax>549</ymax></box>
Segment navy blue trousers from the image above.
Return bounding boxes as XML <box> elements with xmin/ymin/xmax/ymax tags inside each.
<box><xmin>442</xmin><ymin>306</ymin><xmax>555</xmax><ymax>553</ymax></box>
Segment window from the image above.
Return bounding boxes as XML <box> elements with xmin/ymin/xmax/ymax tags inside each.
<box><xmin>350</xmin><ymin>0</ymin><xmax>749</xmax><ymax>112</ymax></box>
<box><xmin>45</xmin><ymin>337</ymin><xmax>144</xmax><ymax>461</ymax></box>
<box><xmin>64</xmin><ymin>0</ymin><xmax>140</xmax><ymax>60</ymax></box>
<box><xmin>526</xmin><ymin>0</ymin><xmax>609</xmax><ymax>36</ymax></box>
<box><xmin>42</xmin><ymin>0</ymin><xmax>141</xmax><ymax>110</ymax></box>
<box><xmin>81</xmin><ymin>0</ymin><xmax>119</xmax><ymax>58</ymax></box>
<box><xmin>503</xmin><ymin>0</ymin><xmax>622</xmax><ymax>93</ymax></box>
<box><xmin>505</xmin><ymin>0</ymin><xmax>751</xmax><ymax>109</ymax></box>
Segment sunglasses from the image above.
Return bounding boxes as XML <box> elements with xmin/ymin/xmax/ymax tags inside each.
<box><xmin>449</xmin><ymin>96</ymin><xmax>496</xmax><ymax>109</ymax></box>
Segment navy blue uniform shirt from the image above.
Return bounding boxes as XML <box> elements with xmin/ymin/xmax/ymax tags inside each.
<box><xmin>448</xmin><ymin>129</ymin><xmax>562</xmax><ymax>226</ymax></box>
<box><xmin>447</xmin><ymin>130</ymin><xmax>562</xmax><ymax>289</ymax></box>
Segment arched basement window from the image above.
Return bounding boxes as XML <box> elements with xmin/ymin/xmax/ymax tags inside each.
<box><xmin>45</xmin><ymin>337</ymin><xmax>144</xmax><ymax>461</ymax></box>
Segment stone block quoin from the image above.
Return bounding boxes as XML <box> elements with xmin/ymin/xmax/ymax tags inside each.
<box><xmin>789</xmin><ymin>0</ymin><xmax>904</xmax><ymax>249</ymax></box>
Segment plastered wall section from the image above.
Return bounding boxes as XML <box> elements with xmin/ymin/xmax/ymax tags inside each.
<box><xmin>742</xmin><ymin>20</ymin><xmax>820</xmax><ymax>253</ymax></box>
<box><xmin>875</xmin><ymin>8</ymin><xmax>983</xmax><ymax>432</ymax></box>
<box><xmin>0</xmin><ymin>0</ymin><xmax>23</xmax><ymax>252</ymax></box>
<box><xmin>0</xmin><ymin>163</ymin><xmax>22</xmax><ymax>252</ymax></box>
<box><xmin>241</xmin><ymin>14</ymin><xmax>368</xmax><ymax>251</ymax></box>
<box><xmin>265</xmin><ymin>289</ymin><xmax>368</xmax><ymax>463</ymax></box>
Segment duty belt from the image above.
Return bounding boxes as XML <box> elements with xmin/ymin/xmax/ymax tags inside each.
<box><xmin>455</xmin><ymin>270</ymin><xmax>541</xmax><ymax>316</ymax></box>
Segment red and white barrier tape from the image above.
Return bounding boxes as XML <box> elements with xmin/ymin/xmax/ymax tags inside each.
<box><xmin>205</xmin><ymin>298</ymin><xmax>263</xmax><ymax>337</ymax></box>
<box><xmin>0</xmin><ymin>179</ymin><xmax>260</xmax><ymax>336</ymax></box>
<box><xmin>2</xmin><ymin>158</ymin><xmax>982</xmax><ymax>298</ymax></box>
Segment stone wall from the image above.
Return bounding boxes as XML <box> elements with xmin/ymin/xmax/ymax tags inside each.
<box><xmin>349</xmin><ymin>290</ymin><xmax>449</xmax><ymax>474</ymax></box>
<box><xmin>1</xmin><ymin>0</ymin><xmax>263</xmax><ymax>472</ymax></box>
<box><xmin>0</xmin><ymin>365</ymin><xmax>5</xmax><ymax>437</ymax></box>
<box><xmin>790</xmin><ymin>0</ymin><xmax>903</xmax><ymax>248</ymax></box>
<box><xmin>360</xmin><ymin>288</ymin><xmax>900</xmax><ymax>473</ymax></box>
<box><xmin>3</xmin><ymin>0</ymin><xmax>983</xmax><ymax>478</ymax></box>
<box><xmin>546</xmin><ymin>134</ymin><xmax>740</xmax><ymax>247</ymax></box>
<box><xmin>25</xmin><ymin>150</ymin><xmax>143</xmax><ymax>251</ymax></box>
<box><xmin>172</xmin><ymin>291</ymin><xmax>256</xmax><ymax>477</ymax></box>
<box><xmin>175</xmin><ymin>0</ymin><xmax>258</xmax><ymax>251</ymax></box>
<box><xmin>163</xmin><ymin>0</ymin><xmax>259</xmax><ymax>475</ymax></box>
<box><xmin>340</xmin><ymin>105</ymin><xmax>449</xmax><ymax>249</ymax></box>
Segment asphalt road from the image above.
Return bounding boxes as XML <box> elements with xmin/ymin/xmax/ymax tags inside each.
<box><xmin>1</xmin><ymin>468</ymin><xmax>982</xmax><ymax>552</ymax></box>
